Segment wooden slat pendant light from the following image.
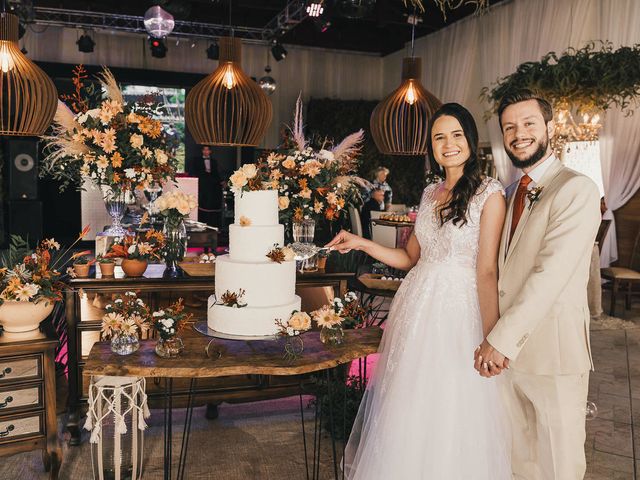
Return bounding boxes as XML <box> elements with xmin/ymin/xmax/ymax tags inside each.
<box><xmin>186</xmin><ymin>37</ymin><xmax>272</xmax><ymax>146</ymax></box>
<box><xmin>370</xmin><ymin>57</ymin><xmax>442</xmax><ymax>155</ymax></box>
<box><xmin>0</xmin><ymin>10</ymin><xmax>57</xmax><ymax>136</ymax></box>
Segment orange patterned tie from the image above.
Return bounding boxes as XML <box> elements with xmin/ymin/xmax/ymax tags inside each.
<box><xmin>509</xmin><ymin>175</ymin><xmax>533</xmax><ymax>244</ymax></box>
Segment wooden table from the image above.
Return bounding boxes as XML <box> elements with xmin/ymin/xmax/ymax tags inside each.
<box><xmin>84</xmin><ymin>327</ymin><xmax>382</xmax><ymax>480</ymax></box>
<box><xmin>65</xmin><ymin>264</ymin><xmax>355</xmax><ymax>445</ymax></box>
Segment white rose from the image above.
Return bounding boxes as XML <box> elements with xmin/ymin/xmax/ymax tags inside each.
<box><xmin>124</xmin><ymin>168</ymin><xmax>137</xmax><ymax>179</ymax></box>
<box><xmin>130</xmin><ymin>134</ymin><xmax>144</xmax><ymax>149</ymax></box>
<box><xmin>278</xmin><ymin>196</ymin><xmax>290</xmax><ymax>210</ymax></box>
<box><xmin>241</xmin><ymin>163</ymin><xmax>258</xmax><ymax>179</ymax></box>
<box><xmin>155</xmin><ymin>149</ymin><xmax>169</xmax><ymax>165</ymax></box>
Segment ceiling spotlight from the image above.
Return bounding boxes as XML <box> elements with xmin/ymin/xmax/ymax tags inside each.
<box><xmin>206</xmin><ymin>41</ymin><xmax>219</xmax><ymax>60</ymax></box>
<box><xmin>149</xmin><ymin>37</ymin><xmax>167</xmax><ymax>58</ymax></box>
<box><xmin>306</xmin><ymin>2</ymin><xmax>324</xmax><ymax>17</ymax></box>
<box><xmin>271</xmin><ymin>42</ymin><xmax>287</xmax><ymax>62</ymax></box>
<box><xmin>77</xmin><ymin>34</ymin><xmax>95</xmax><ymax>53</ymax></box>
<box><xmin>144</xmin><ymin>5</ymin><xmax>175</xmax><ymax>38</ymax></box>
<box><xmin>258</xmin><ymin>65</ymin><xmax>276</xmax><ymax>95</ymax></box>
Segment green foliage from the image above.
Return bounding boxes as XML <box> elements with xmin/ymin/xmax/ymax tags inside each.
<box><xmin>0</xmin><ymin>235</ymin><xmax>31</xmax><ymax>269</ymax></box>
<box><xmin>306</xmin><ymin>98</ymin><xmax>426</xmax><ymax>207</ymax></box>
<box><xmin>481</xmin><ymin>41</ymin><xmax>640</xmax><ymax>118</ymax></box>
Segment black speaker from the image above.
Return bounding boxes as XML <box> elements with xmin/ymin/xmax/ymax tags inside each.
<box><xmin>6</xmin><ymin>138</ymin><xmax>39</xmax><ymax>200</ymax></box>
<box><xmin>8</xmin><ymin>200</ymin><xmax>42</xmax><ymax>245</ymax></box>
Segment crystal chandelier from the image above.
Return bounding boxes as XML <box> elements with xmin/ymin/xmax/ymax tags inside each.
<box><xmin>552</xmin><ymin>100</ymin><xmax>603</xmax><ymax>156</ymax></box>
<box><xmin>143</xmin><ymin>5</ymin><xmax>175</xmax><ymax>38</ymax></box>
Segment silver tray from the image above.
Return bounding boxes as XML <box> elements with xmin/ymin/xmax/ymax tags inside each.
<box><xmin>192</xmin><ymin>321</ymin><xmax>278</xmax><ymax>341</ymax></box>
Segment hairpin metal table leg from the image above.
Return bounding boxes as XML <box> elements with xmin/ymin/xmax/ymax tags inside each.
<box><xmin>299</xmin><ymin>384</ymin><xmax>310</xmax><ymax>480</ymax></box>
<box><xmin>177</xmin><ymin>378</ymin><xmax>197</xmax><ymax>480</ymax></box>
<box><xmin>164</xmin><ymin>378</ymin><xmax>173</xmax><ymax>480</ymax></box>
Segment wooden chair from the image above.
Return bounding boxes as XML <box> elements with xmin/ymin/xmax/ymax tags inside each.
<box><xmin>601</xmin><ymin>229</ymin><xmax>640</xmax><ymax>316</ymax></box>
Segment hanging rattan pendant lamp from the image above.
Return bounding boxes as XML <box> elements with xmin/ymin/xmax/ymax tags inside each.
<box><xmin>186</xmin><ymin>36</ymin><xmax>272</xmax><ymax>146</ymax></box>
<box><xmin>370</xmin><ymin>57</ymin><xmax>441</xmax><ymax>155</ymax></box>
<box><xmin>0</xmin><ymin>7</ymin><xmax>57</xmax><ymax>136</ymax></box>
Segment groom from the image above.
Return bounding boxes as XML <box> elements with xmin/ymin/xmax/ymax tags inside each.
<box><xmin>474</xmin><ymin>90</ymin><xmax>601</xmax><ymax>479</ymax></box>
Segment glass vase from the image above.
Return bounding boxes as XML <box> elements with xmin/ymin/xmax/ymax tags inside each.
<box><xmin>103</xmin><ymin>189</ymin><xmax>128</xmax><ymax>237</ymax></box>
<box><xmin>162</xmin><ymin>217</ymin><xmax>187</xmax><ymax>276</ymax></box>
<box><xmin>155</xmin><ymin>336</ymin><xmax>184</xmax><ymax>358</ymax></box>
<box><xmin>292</xmin><ymin>218</ymin><xmax>316</xmax><ymax>244</ymax></box>
<box><xmin>110</xmin><ymin>332</ymin><xmax>140</xmax><ymax>356</ymax></box>
<box><xmin>320</xmin><ymin>326</ymin><xmax>345</xmax><ymax>346</ymax></box>
<box><xmin>283</xmin><ymin>335</ymin><xmax>304</xmax><ymax>361</ymax></box>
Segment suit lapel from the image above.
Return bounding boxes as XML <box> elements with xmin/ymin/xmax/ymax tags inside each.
<box><xmin>504</xmin><ymin>159</ymin><xmax>564</xmax><ymax>267</ymax></box>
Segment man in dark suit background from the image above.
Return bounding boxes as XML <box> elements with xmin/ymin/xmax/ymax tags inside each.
<box><xmin>190</xmin><ymin>145</ymin><xmax>223</xmax><ymax>227</ymax></box>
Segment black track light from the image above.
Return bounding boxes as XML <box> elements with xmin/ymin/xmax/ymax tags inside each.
<box><xmin>149</xmin><ymin>37</ymin><xmax>167</xmax><ymax>58</ymax></box>
<box><xmin>206</xmin><ymin>41</ymin><xmax>219</xmax><ymax>60</ymax></box>
<box><xmin>77</xmin><ymin>34</ymin><xmax>95</xmax><ymax>53</ymax></box>
<box><xmin>271</xmin><ymin>42</ymin><xmax>287</xmax><ymax>62</ymax></box>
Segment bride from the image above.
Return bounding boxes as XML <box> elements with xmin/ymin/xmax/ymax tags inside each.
<box><xmin>326</xmin><ymin>103</ymin><xmax>511</xmax><ymax>479</ymax></box>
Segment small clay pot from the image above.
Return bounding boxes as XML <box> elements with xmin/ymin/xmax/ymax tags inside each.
<box><xmin>317</xmin><ymin>257</ymin><xmax>327</xmax><ymax>270</ymax></box>
<box><xmin>73</xmin><ymin>263</ymin><xmax>91</xmax><ymax>278</ymax></box>
<box><xmin>98</xmin><ymin>261</ymin><xmax>115</xmax><ymax>277</ymax></box>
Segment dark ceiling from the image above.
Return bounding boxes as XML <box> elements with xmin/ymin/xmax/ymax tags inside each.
<box><xmin>29</xmin><ymin>0</ymin><xmax>505</xmax><ymax>55</ymax></box>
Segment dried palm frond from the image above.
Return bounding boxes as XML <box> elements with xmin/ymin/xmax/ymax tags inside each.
<box><xmin>97</xmin><ymin>67</ymin><xmax>124</xmax><ymax>105</ymax></box>
<box><xmin>349</xmin><ymin>176</ymin><xmax>374</xmax><ymax>191</ymax></box>
<box><xmin>332</xmin><ymin>129</ymin><xmax>364</xmax><ymax>163</ymax></box>
<box><xmin>290</xmin><ymin>93</ymin><xmax>307</xmax><ymax>152</ymax></box>
<box><xmin>51</xmin><ymin>100</ymin><xmax>79</xmax><ymax>135</ymax></box>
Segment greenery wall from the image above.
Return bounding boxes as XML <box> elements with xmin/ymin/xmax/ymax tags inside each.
<box><xmin>306</xmin><ymin>98</ymin><xmax>426</xmax><ymax>207</ymax></box>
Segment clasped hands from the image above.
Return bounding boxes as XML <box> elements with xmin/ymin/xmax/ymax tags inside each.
<box><xmin>474</xmin><ymin>339</ymin><xmax>509</xmax><ymax>377</ymax></box>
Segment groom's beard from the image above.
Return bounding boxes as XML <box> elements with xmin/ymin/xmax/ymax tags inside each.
<box><xmin>505</xmin><ymin>134</ymin><xmax>549</xmax><ymax>169</ymax></box>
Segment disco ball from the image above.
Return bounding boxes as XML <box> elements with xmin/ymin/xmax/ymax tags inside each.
<box><xmin>144</xmin><ymin>6</ymin><xmax>175</xmax><ymax>38</ymax></box>
<box><xmin>258</xmin><ymin>66</ymin><xmax>276</xmax><ymax>95</ymax></box>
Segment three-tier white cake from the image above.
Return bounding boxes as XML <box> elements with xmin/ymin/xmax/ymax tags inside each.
<box><xmin>208</xmin><ymin>189</ymin><xmax>301</xmax><ymax>337</ymax></box>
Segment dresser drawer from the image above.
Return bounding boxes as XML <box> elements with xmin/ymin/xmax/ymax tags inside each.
<box><xmin>0</xmin><ymin>384</ymin><xmax>42</xmax><ymax>414</ymax></box>
<box><xmin>0</xmin><ymin>412</ymin><xmax>44</xmax><ymax>443</ymax></box>
<box><xmin>0</xmin><ymin>355</ymin><xmax>41</xmax><ymax>386</ymax></box>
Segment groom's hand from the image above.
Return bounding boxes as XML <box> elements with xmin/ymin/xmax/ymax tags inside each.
<box><xmin>474</xmin><ymin>339</ymin><xmax>509</xmax><ymax>378</ymax></box>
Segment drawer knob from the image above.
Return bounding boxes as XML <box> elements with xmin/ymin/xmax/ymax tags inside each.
<box><xmin>0</xmin><ymin>367</ymin><xmax>11</xmax><ymax>379</ymax></box>
<box><xmin>0</xmin><ymin>396</ymin><xmax>13</xmax><ymax>408</ymax></box>
<box><xmin>0</xmin><ymin>424</ymin><xmax>14</xmax><ymax>437</ymax></box>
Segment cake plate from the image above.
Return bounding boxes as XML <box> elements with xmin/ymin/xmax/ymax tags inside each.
<box><xmin>193</xmin><ymin>321</ymin><xmax>278</xmax><ymax>341</ymax></box>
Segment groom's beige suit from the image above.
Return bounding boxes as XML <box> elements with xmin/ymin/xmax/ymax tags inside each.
<box><xmin>487</xmin><ymin>156</ymin><xmax>601</xmax><ymax>480</ymax></box>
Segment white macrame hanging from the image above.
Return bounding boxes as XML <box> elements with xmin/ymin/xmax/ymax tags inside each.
<box><xmin>85</xmin><ymin>376</ymin><xmax>150</xmax><ymax>480</ymax></box>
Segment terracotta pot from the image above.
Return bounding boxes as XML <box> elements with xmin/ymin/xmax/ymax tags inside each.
<box><xmin>98</xmin><ymin>261</ymin><xmax>115</xmax><ymax>277</ymax></box>
<box><xmin>121</xmin><ymin>259</ymin><xmax>148</xmax><ymax>277</ymax></box>
<box><xmin>0</xmin><ymin>301</ymin><xmax>55</xmax><ymax>333</ymax></box>
<box><xmin>317</xmin><ymin>257</ymin><xmax>327</xmax><ymax>270</ymax></box>
<box><xmin>73</xmin><ymin>263</ymin><xmax>91</xmax><ymax>278</ymax></box>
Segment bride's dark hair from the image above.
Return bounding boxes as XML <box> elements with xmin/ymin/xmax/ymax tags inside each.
<box><xmin>426</xmin><ymin>103</ymin><xmax>483</xmax><ymax>227</ymax></box>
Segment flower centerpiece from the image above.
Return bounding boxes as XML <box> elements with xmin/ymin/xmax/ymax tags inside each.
<box><xmin>100</xmin><ymin>291</ymin><xmax>151</xmax><ymax>355</ymax></box>
<box><xmin>228</xmin><ymin>95</ymin><xmax>366</xmax><ymax>243</ymax></box>
<box><xmin>41</xmin><ymin>65</ymin><xmax>179</xmax><ymax>236</ymax></box>
<box><xmin>0</xmin><ymin>228</ymin><xmax>90</xmax><ymax>333</ymax></box>
<box><xmin>151</xmin><ymin>298</ymin><xmax>193</xmax><ymax>358</ymax></box>
<box><xmin>149</xmin><ymin>191</ymin><xmax>197</xmax><ymax>274</ymax></box>
<box><xmin>105</xmin><ymin>229</ymin><xmax>165</xmax><ymax>277</ymax></box>
<box><xmin>275</xmin><ymin>310</ymin><xmax>312</xmax><ymax>361</ymax></box>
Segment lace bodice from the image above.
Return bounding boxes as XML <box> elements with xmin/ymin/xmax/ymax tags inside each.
<box><xmin>414</xmin><ymin>177</ymin><xmax>504</xmax><ymax>269</ymax></box>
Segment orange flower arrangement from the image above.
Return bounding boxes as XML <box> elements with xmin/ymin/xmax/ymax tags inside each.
<box><xmin>105</xmin><ymin>230</ymin><xmax>165</xmax><ymax>261</ymax></box>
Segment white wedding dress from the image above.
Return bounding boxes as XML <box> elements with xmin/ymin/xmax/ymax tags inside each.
<box><xmin>344</xmin><ymin>177</ymin><xmax>511</xmax><ymax>479</ymax></box>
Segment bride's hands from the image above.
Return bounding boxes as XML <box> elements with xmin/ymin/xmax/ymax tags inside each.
<box><xmin>325</xmin><ymin>230</ymin><xmax>365</xmax><ymax>254</ymax></box>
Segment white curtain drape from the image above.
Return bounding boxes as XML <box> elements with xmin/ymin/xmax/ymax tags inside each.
<box><xmin>597</xmin><ymin>0</ymin><xmax>640</xmax><ymax>265</ymax></box>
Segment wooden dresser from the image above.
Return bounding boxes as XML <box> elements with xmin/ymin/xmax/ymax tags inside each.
<box><xmin>0</xmin><ymin>329</ymin><xmax>61</xmax><ymax>479</ymax></box>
